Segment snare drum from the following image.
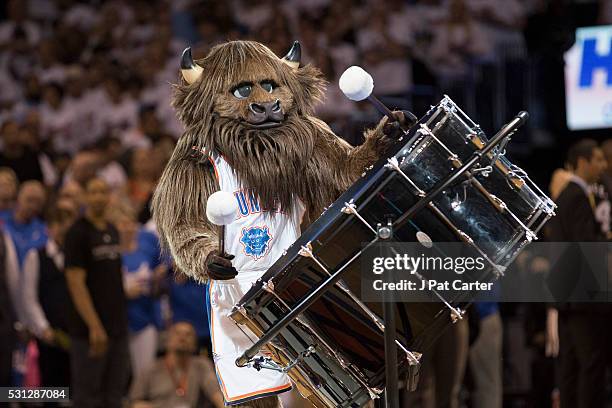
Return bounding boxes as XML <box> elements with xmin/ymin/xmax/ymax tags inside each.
<box><xmin>231</xmin><ymin>96</ymin><xmax>555</xmax><ymax>408</ymax></box>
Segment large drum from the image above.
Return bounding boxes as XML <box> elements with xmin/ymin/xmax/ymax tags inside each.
<box><xmin>230</xmin><ymin>96</ymin><xmax>555</xmax><ymax>408</ymax></box>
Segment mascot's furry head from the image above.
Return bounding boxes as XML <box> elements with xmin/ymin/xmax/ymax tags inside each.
<box><xmin>153</xmin><ymin>39</ymin><xmax>393</xmax><ymax>281</ymax></box>
<box><xmin>173</xmin><ymin>41</ymin><xmax>331</xmax><ymax>213</ymax></box>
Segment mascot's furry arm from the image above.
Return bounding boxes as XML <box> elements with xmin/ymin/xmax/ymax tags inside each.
<box><xmin>151</xmin><ymin>134</ymin><xmax>219</xmax><ymax>281</ymax></box>
<box><xmin>303</xmin><ymin>115</ymin><xmax>399</xmax><ymax>220</ymax></box>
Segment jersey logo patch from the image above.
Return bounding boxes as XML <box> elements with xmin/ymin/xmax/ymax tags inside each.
<box><xmin>240</xmin><ymin>226</ymin><xmax>273</xmax><ymax>260</ymax></box>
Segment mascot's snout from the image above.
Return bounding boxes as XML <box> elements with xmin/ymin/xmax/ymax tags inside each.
<box><xmin>247</xmin><ymin>99</ymin><xmax>283</xmax><ymax>128</ymax></box>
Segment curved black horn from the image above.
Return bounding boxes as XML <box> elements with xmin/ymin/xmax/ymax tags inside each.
<box><xmin>180</xmin><ymin>47</ymin><xmax>203</xmax><ymax>84</ymax></box>
<box><xmin>281</xmin><ymin>41</ymin><xmax>301</xmax><ymax>69</ymax></box>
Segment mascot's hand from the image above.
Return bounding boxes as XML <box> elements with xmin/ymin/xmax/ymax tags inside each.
<box><xmin>205</xmin><ymin>250</ymin><xmax>238</xmax><ymax>280</ymax></box>
<box><xmin>382</xmin><ymin>110</ymin><xmax>418</xmax><ymax>139</ymax></box>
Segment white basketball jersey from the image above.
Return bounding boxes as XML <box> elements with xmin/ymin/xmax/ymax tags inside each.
<box><xmin>210</xmin><ymin>154</ymin><xmax>305</xmax><ymax>274</ymax></box>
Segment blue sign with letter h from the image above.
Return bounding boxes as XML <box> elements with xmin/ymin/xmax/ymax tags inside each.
<box><xmin>580</xmin><ymin>38</ymin><xmax>612</xmax><ymax>87</ymax></box>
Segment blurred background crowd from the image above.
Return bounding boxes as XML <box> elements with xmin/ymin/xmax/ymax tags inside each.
<box><xmin>1</xmin><ymin>0</ymin><xmax>612</xmax><ymax>407</ymax></box>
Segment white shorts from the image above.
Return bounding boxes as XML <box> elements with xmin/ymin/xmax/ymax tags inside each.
<box><xmin>205</xmin><ymin>270</ymin><xmax>292</xmax><ymax>405</ymax></box>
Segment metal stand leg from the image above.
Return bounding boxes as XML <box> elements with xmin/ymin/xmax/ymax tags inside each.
<box><xmin>378</xmin><ymin>219</ymin><xmax>399</xmax><ymax>408</ymax></box>
<box><xmin>383</xmin><ymin>300</ymin><xmax>399</xmax><ymax>408</ymax></box>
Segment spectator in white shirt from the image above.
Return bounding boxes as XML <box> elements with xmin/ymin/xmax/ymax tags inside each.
<box><xmin>356</xmin><ymin>6</ymin><xmax>413</xmax><ymax>96</ymax></box>
<box><xmin>121</xmin><ymin>105</ymin><xmax>161</xmax><ymax>150</ymax></box>
<box><xmin>0</xmin><ymin>0</ymin><xmax>41</xmax><ymax>49</ymax></box>
<box><xmin>35</xmin><ymin>39</ymin><xmax>67</xmax><ymax>85</ymax></box>
<box><xmin>39</xmin><ymin>83</ymin><xmax>75</xmax><ymax>154</ymax></box>
<box><xmin>96</xmin><ymin>75</ymin><xmax>138</xmax><ymax>137</ymax></box>
<box><xmin>428</xmin><ymin>0</ymin><xmax>492</xmax><ymax>79</ymax></box>
<box><xmin>94</xmin><ymin>136</ymin><xmax>128</xmax><ymax>191</ymax></box>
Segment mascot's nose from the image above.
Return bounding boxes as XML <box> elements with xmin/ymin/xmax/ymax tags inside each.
<box><xmin>247</xmin><ymin>100</ymin><xmax>283</xmax><ymax>124</ymax></box>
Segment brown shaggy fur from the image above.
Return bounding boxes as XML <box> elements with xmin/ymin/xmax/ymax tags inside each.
<box><xmin>239</xmin><ymin>395</ymin><xmax>282</xmax><ymax>408</ymax></box>
<box><xmin>152</xmin><ymin>40</ymin><xmax>394</xmax><ymax>281</ymax></box>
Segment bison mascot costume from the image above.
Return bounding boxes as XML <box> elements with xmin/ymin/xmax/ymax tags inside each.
<box><xmin>152</xmin><ymin>40</ymin><xmax>413</xmax><ymax>407</ymax></box>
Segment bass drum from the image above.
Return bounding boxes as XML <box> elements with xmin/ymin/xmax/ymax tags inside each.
<box><xmin>231</xmin><ymin>96</ymin><xmax>555</xmax><ymax>407</ymax></box>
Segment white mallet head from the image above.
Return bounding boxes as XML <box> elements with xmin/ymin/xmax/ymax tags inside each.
<box><xmin>339</xmin><ymin>66</ymin><xmax>374</xmax><ymax>101</ymax></box>
<box><xmin>206</xmin><ymin>191</ymin><xmax>239</xmax><ymax>226</ymax></box>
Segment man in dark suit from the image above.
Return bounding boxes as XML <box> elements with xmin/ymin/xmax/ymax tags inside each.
<box><xmin>546</xmin><ymin>138</ymin><xmax>609</xmax><ymax>408</ymax></box>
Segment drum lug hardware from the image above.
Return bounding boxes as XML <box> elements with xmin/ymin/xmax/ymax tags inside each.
<box><xmin>407</xmin><ymin>351</ymin><xmax>422</xmax><ymax>366</ymax></box>
<box><xmin>385</xmin><ymin>157</ymin><xmax>426</xmax><ymax>197</ymax></box>
<box><xmin>440</xmin><ymin>95</ymin><xmax>457</xmax><ymax>113</ymax></box>
<box><xmin>492</xmin><ymin>264</ymin><xmax>506</xmax><ymax>278</ymax></box>
<box><xmin>471</xmin><ymin>165</ymin><xmax>492</xmax><ymax>177</ymax></box>
<box><xmin>417</xmin><ymin>123</ymin><xmax>430</xmax><ymax>134</ymax></box>
<box><xmin>450</xmin><ymin>156</ymin><xmax>462</xmax><ymax>168</ymax></box>
<box><xmin>236</xmin><ymin>305</ymin><xmax>248</xmax><ymax>318</ymax></box>
<box><xmin>298</xmin><ymin>242</ymin><xmax>313</xmax><ymax>257</ymax></box>
<box><xmin>230</xmin><ymin>305</ymin><xmax>249</xmax><ymax>324</ymax></box>
<box><xmin>450</xmin><ymin>308</ymin><xmax>465</xmax><ymax>323</ymax></box>
<box><xmin>525</xmin><ymin>230</ymin><xmax>537</xmax><ymax>242</ymax></box>
<box><xmin>468</xmin><ymin>132</ymin><xmax>486</xmax><ymax>149</ymax></box>
<box><xmin>367</xmin><ymin>389</ymin><xmax>380</xmax><ymax>400</ymax></box>
<box><xmin>489</xmin><ymin>194</ymin><xmax>507</xmax><ymax>210</ymax></box>
<box><xmin>262</xmin><ymin>280</ymin><xmax>276</xmax><ymax>293</ymax></box>
<box><xmin>384</xmin><ymin>156</ymin><xmax>399</xmax><ymax>169</ymax></box>
<box><xmin>404</xmin><ymin>352</ymin><xmax>422</xmax><ymax>392</ymax></box>
<box><xmin>341</xmin><ymin>199</ymin><xmax>357</xmax><ymax>214</ymax></box>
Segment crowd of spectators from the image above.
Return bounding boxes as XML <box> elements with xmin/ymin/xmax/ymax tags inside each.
<box><xmin>1</xmin><ymin>0</ymin><xmax>612</xmax><ymax>407</ymax></box>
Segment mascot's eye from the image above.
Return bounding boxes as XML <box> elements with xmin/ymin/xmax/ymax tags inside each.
<box><xmin>233</xmin><ymin>85</ymin><xmax>252</xmax><ymax>99</ymax></box>
<box><xmin>261</xmin><ymin>81</ymin><xmax>276</xmax><ymax>93</ymax></box>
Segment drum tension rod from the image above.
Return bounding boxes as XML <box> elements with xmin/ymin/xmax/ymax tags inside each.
<box><xmin>385</xmin><ymin>157</ymin><xmax>426</xmax><ymax>197</ymax></box>
<box><xmin>342</xmin><ymin>200</ymin><xmax>378</xmax><ymax>234</ymax></box>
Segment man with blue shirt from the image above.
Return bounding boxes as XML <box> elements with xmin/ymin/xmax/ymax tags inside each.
<box><xmin>1</xmin><ymin>180</ymin><xmax>47</xmax><ymax>267</ymax></box>
<box><xmin>108</xmin><ymin>201</ymin><xmax>166</xmax><ymax>386</ymax></box>
<box><xmin>169</xmin><ymin>274</ymin><xmax>211</xmax><ymax>353</ymax></box>
<box><xmin>1</xmin><ymin>180</ymin><xmax>47</xmax><ymax>388</ymax></box>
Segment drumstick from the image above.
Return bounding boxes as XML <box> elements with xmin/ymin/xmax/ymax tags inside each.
<box><xmin>339</xmin><ymin>65</ymin><xmax>399</xmax><ymax>123</ymax></box>
<box><xmin>206</xmin><ymin>191</ymin><xmax>239</xmax><ymax>256</ymax></box>
<box><xmin>219</xmin><ymin>226</ymin><xmax>226</xmax><ymax>257</ymax></box>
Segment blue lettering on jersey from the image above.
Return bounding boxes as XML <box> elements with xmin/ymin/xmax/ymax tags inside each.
<box><xmin>240</xmin><ymin>226</ymin><xmax>272</xmax><ymax>260</ymax></box>
<box><xmin>248</xmin><ymin>189</ymin><xmax>261</xmax><ymax>213</ymax></box>
<box><xmin>235</xmin><ymin>191</ymin><xmax>249</xmax><ymax>217</ymax></box>
<box><xmin>233</xmin><ymin>188</ymin><xmax>283</xmax><ymax>218</ymax></box>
